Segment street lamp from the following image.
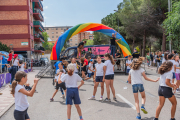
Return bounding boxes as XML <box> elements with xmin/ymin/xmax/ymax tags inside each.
<box><xmin>114</xmin><ymin>10</ymin><xmax>119</xmax><ymax>34</ymax></box>
<box><xmin>168</xmin><ymin>0</ymin><xmax>171</xmax><ymax>52</ymax></box>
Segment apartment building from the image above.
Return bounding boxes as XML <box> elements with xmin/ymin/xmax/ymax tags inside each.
<box><xmin>45</xmin><ymin>26</ymin><xmax>93</xmax><ymax>47</ymax></box>
<box><xmin>0</xmin><ymin>0</ymin><xmax>44</xmax><ymax>58</ymax></box>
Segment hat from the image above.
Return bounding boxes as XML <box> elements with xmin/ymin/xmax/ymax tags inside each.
<box><xmin>67</xmin><ymin>63</ymin><xmax>75</xmax><ymax>71</ymax></box>
<box><xmin>90</xmin><ymin>59</ymin><xmax>94</xmax><ymax>62</ymax></box>
<box><xmin>14</xmin><ymin>54</ymin><xmax>18</xmax><ymax>58</ymax></box>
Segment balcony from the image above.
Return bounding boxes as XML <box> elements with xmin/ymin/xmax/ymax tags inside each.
<box><xmin>34</xmin><ymin>46</ymin><xmax>45</xmax><ymax>53</ymax></box>
<box><xmin>33</xmin><ymin>0</ymin><xmax>43</xmax><ymax>11</ymax></box>
<box><xmin>33</xmin><ymin>21</ymin><xmax>44</xmax><ymax>32</ymax></box>
<box><xmin>33</xmin><ymin>9</ymin><xmax>44</xmax><ymax>22</ymax></box>
<box><xmin>34</xmin><ymin>32</ymin><xmax>45</xmax><ymax>43</ymax></box>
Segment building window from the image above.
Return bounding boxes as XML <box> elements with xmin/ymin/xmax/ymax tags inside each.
<box><xmin>47</xmin><ymin>28</ymin><xmax>49</xmax><ymax>30</ymax></box>
<box><xmin>52</xmin><ymin>28</ymin><xmax>54</xmax><ymax>30</ymax></box>
<box><xmin>52</xmin><ymin>32</ymin><xmax>54</xmax><ymax>34</ymax></box>
<box><xmin>75</xmin><ymin>44</ymin><xmax>77</xmax><ymax>45</ymax></box>
<box><xmin>56</xmin><ymin>28</ymin><xmax>58</xmax><ymax>30</ymax></box>
<box><xmin>52</xmin><ymin>36</ymin><xmax>54</xmax><ymax>38</ymax></box>
<box><xmin>61</xmin><ymin>28</ymin><xmax>63</xmax><ymax>30</ymax></box>
<box><xmin>56</xmin><ymin>32</ymin><xmax>58</xmax><ymax>34</ymax></box>
<box><xmin>56</xmin><ymin>36</ymin><xmax>58</xmax><ymax>38</ymax></box>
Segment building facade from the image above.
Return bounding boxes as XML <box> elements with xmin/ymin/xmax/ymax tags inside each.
<box><xmin>0</xmin><ymin>0</ymin><xmax>44</xmax><ymax>58</ymax></box>
<box><xmin>45</xmin><ymin>26</ymin><xmax>93</xmax><ymax>47</ymax></box>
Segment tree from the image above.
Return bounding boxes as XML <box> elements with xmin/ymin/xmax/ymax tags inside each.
<box><xmin>93</xmin><ymin>32</ymin><xmax>110</xmax><ymax>45</ymax></box>
<box><xmin>83</xmin><ymin>39</ymin><xmax>94</xmax><ymax>46</ymax></box>
<box><xmin>0</xmin><ymin>42</ymin><xmax>10</xmax><ymax>52</ymax></box>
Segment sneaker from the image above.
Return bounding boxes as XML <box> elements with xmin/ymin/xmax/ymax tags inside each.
<box><xmin>60</xmin><ymin>95</ymin><xmax>65</xmax><ymax>98</ymax></box>
<box><xmin>136</xmin><ymin>116</ymin><xmax>141</xmax><ymax>119</ymax></box>
<box><xmin>141</xmin><ymin>106</ymin><xmax>148</xmax><ymax>114</ymax></box>
<box><xmin>113</xmin><ymin>97</ymin><xmax>117</xmax><ymax>101</ymax></box>
<box><xmin>170</xmin><ymin>118</ymin><xmax>176</xmax><ymax>120</ymax></box>
<box><xmin>99</xmin><ymin>97</ymin><xmax>103</xmax><ymax>101</ymax></box>
<box><xmin>103</xmin><ymin>98</ymin><xmax>111</xmax><ymax>102</ymax></box>
<box><xmin>50</xmin><ymin>98</ymin><xmax>54</xmax><ymax>102</ymax></box>
<box><xmin>117</xmin><ymin>69</ymin><xmax>119</xmax><ymax>70</ymax></box>
<box><xmin>88</xmin><ymin>96</ymin><xmax>95</xmax><ymax>100</ymax></box>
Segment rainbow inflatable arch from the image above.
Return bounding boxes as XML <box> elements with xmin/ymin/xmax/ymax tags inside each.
<box><xmin>50</xmin><ymin>23</ymin><xmax>131</xmax><ymax>60</ymax></box>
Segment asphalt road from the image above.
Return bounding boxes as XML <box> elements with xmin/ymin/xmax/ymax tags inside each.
<box><xmin>1</xmin><ymin>68</ymin><xmax>180</xmax><ymax>120</ymax></box>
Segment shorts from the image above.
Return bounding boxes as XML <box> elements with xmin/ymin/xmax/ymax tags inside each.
<box><xmin>175</xmin><ymin>73</ymin><xmax>180</xmax><ymax>80</ymax></box>
<box><xmin>96</xmin><ymin>76</ymin><xmax>103</xmax><ymax>82</ymax></box>
<box><xmin>105</xmin><ymin>74</ymin><xmax>114</xmax><ymax>80</ymax></box>
<box><xmin>116</xmin><ymin>60</ymin><xmax>120</xmax><ymax>65</ymax></box>
<box><xmin>158</xmin><ymin>86</ymin><xmax>174</xmax><ymax>98</ymax></box>
<box><xmin>14</xmin><ymin>108</ymin><xmax>29</xmax><ymax>120</ymax></box>
<box><xmin>126</xmin><ymin>69</ymin><xmax>130</xmax><ymax>74</ymax></box>
<box><xmin>172</xmin><ymin>72</ymin><xmax>176</xmax><ymax>79</ymax></box>
<box><xmin>132</xmin><ymin>84</ymin><xmax>144</xmax><ymax>93</ymax></box>
<box><xmin>88</xmin><ymin>72</ymin><xmax>94</xmax><ymax>77</ymax></box>
<box><xmin>82</xmin><ymin>65</ymin><xmax>87</xmax><ymax>72</ymax></box>
<box><xmin>8</xmin><ymin>61</ymin><xmax>11</xmax><ymax>64</ymax></box>
<box><xmin>56</xmin><ymin>82</ymin><xmax>66</xmax><ymax>90</ymax></box>
<box><xmin>66</xmin><ymin>88</ymin><xmax>81</xmax><ymax>105</ymax></box>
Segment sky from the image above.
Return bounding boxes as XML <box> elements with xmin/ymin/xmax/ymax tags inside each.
<box><xmin>42</xmin><ymin>0</ymin><xmax>123</xmax><ymax>27</ymax></box>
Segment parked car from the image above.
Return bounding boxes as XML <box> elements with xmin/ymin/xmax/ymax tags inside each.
<box><xmin>40</xmin><ymin>57</ymin><xmax>49</xmax><ymax>65</ymax></box>
<box><xmin>60</xmin><ymin>45</ymin><xmax>111</xmax><ymax>60</ymax></box>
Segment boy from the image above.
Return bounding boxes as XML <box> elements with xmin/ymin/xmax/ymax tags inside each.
<box><xmin>126</xmin><ymin>55</ymin><xmax>132</xmax><ymax>74</ymax></box>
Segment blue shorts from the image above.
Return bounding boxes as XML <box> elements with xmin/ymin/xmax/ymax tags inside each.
<box><xmin>126</xmin><ymin>69</ymin><xmax>130</xmax><ymax>74</ymax></box>
<box><xmin>173</xmin><ymin>72</ymin><xmax>176</xmax><ymax>79</ymax></box>
<box><xmin>66</xmin><ymin>88</ymin><xmax>81</xmax><ymax>105</ymax></box>
<box><xmin>96</xmin><ymin>76</ymin><xmax>103</xmax><ymax>82</ymax></box>
<box><xmin>132</xmin><ymin>84</ymin><xmax>144</xmax><ymax>93</ymax></box>
<box><xmin>88</xmin><ymin>72</ymin><xmax>94</xmax><ymax>77</ymax></box>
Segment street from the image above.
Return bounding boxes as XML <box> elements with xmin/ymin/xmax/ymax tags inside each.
<box><xmin>1</xmin><ymin>68</ymin><xmax>180</xmax><ymax>120</ymax></box>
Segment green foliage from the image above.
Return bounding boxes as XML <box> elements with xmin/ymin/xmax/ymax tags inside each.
<box><xmin>42</xmin><ymin>32</ymin><xmax>53</xmax><ymax>50</ymax></box>
<box><xmin>93</xmin><ymin>32</ymin><xmax>110</xmax><ymax>45</ymax></box>
<box><xmin>83</xmin><ymin>39</ymin><xmax>94</xmax><ymax>46</ymax></box>
<box><xmin>0</xmin><ymin>42</ymin><xmax>10</xmax><ymax>52</ymax></box>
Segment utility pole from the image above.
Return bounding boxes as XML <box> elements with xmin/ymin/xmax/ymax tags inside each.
<box><xmin>168</xmin><ymin>0</ymin><xmax>171</xmax><ymax>52</ymax></box>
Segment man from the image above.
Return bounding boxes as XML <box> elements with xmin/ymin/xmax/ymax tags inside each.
<box><xmin>132</xmin><ymin>48</ymin><xmax>140</xmax><ymax>58</ymax></box>
<box><xmin>115</xmin><ymin>50</ymin><xmax>121</xmax><ymax>70</ymax></box>
<box><xmin>110</xmin><ymin>33</ymin><xmax>121</xmax><ymax>58</ymax></box>
<box><xmin>150</xmin><ymin>52</ymin><xmax>154</xmax><ymax>66</ymax></box>
<box><xmin>77</xmin><ymin>41</ymin><xmax>86</xmax><ymax>59</ymax></box>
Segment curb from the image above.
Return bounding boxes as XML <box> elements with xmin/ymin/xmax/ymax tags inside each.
<box><xmin>0</xmin><ymin>101</ymin><xmax>14</xmax><ymax>118</ymax></box>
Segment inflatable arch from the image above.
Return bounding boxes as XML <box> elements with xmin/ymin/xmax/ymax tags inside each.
<box><xmin>50</xmin><ymin>23</ymin><xmax>131</xmax><ymax>60</ymax></box>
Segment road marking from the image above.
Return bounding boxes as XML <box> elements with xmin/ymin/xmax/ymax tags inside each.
<box><xmin>116</xmin><ymin>94</ymin><xmax>136</xmax><ymax>110</ymax></box>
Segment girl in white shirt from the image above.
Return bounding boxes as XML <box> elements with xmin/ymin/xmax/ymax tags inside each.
<box><xmin>174</xmin><ymin>55</ymin><xmax>180</xmax><ymax>91</ymax></box>
<box><xmin>59</xmin><ymin>64</ymin><xmax>84</xmax><ymax>120</ymax></box>
<box><xmin>88</xmin><ymin>56</ymin><xmax>104</xmax><ymax>101</ymax></box>
<box><xmin>19</xmin><ymin>60</ymin><xmax>26</xmax><ymax>72</ymax></box>
<box><xmin>168</xmin><ymin>54</ymin><xmax>176</xmax><ymax>83</ymax></box>
<box><xmin>128</xmin><ymin>57</ymin><xmax>159</xmax><ymax>120</ymax></box>
<box><xmin>154</xmin><ymin>61</ymin><xmax>177</xmax><ymax>120</ymax></box>
<box><xmin>71</xmin><ymin>58</ymin><xmax>79</xmax><ymax>74</ymax></box>
<box><xmin>103</xmin><ymin>53</ymin><xmax>116</xmax><ymax>102</ymax></box>
<box><xmin>11</xmin><ymin>71</ymin><xmax>38</xmax><ymax>120</ymax></box>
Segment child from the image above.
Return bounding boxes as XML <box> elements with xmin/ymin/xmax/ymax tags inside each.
<box><xmin>146</xmin><ymin>53</ymin><xmax>150</xmax><ymax>67</ymax></box>
<box><xmin>174</xmin><ymin>54</ymin><xmax>180</xmax><ymax>92</ymax></box>
<box><xmin>7</xmin><ymin>50</ymin><xmax>14</xmax><ymax>65</ymax></box>
<box><xmin>59</xmin><ymin>63</ymin><xmax>84</xmax><ymax>120</ymax></box>
<box><xmin>162</xmin><ymin>52</ymin><xmax>169</xmax><ymax>63</ymax></box>
<box><xmin>56</xmin><ymin>63</ymin><xmax>66</xmax><ymax>98</ymax></box>
<box><xmin>126</xmin><ymin>55</ymin><xmax>132</xmax><ymax>74</ymax></box>
<box><xmin>50</xmin><ymin>70</ymin><xmax>66</xmax><ymax>101</ymax></box>
<box><xmin>154</xmin><ymin>61</ymin><xmax>177</xmax><ymax>120</ymax></box>
<box><xmin>19</xmin><ymin>60</ymin><xmax>26</xmax><ymax>72</ymax></box>
<box><xmin>168</xmin><ymin>54</ymin><xmax>176</xmax><ymax>83</ymax></box>
<box><xmin>71</xmin><ymin>58</ymin><xmax>79</xmax><ymax>74</ymax></box>
<box><xmin>128</xmin><ymin>57</ymin><xmax>159</xmax><ymax>120</ymax></box>
<box><xmin>88</xmin><ymin>56</ymin><xmax>104</xmax><ymax>100</ymax></box>
<box><xmin>80</xmin><ymin>57</ymin><xmax>89</xmax><ymax>80</ymax></box>
<box><xmin>11</xmin><ymin>71</ymin><xmax>38</xmax><ymax>120</ymax></box>
<box><xmin>103</xmin><ymin>53</ymin><xmax>117</xmax><ymax>102</ymax></box>
<box><xmin>86</xmin><ymin>59</ymin><xmax>94</xmax><ymax>80</ymax></box>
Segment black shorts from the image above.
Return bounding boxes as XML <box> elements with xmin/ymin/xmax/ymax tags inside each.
<box><xmin>116</xmin><ymin>60</ymin><xmax>120</xmax><ymax>65</ymax></box>
<box><xmin>96</xmin><ymin>76</ymin><xmax>103</xmax><ymax>82</ymax></box>
<box><xmin>105</xmin><ymin>74</ymin><xmax>114</xmax><ymax>80</ymax></box>
<box><xmin>14</xmin><ymin>108</ymin><xmax>29</xmax><ymax>120</ymax></box>
<box><xmin>82</xmin><ymin>65</ymin><xmax>87</xmax><ymax>72</ymax></box>
<box><xmin>158</xmin><ymin>86</ymin><xmax>174</xmax><ymax>98</ymax></box>
<box><xmin>56</xmin><ymin>82</ymin><xmax>66</xmax><ymax>90</ymax></box>
<box><xmin>8</xmin><ymin>61</ymin><xmax>11</xmax><ymax>64</ymax></box>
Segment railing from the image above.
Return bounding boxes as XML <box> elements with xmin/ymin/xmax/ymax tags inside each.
<box><xmin>34</xmin><ymin>8</ymin><xmax>44</xmax><ymax>21</ymax></box>
<box><xmin>38</xmin><ymin>0</ymin><xmax>43</xmax><ymax>9</ymax></box>
<box><xmin>33</xmin><ymin>21</ymin><xmax>44</xmax><ymax>31</ymax></box>
<box><xmin>34</xmin><ymin>46</ymin><xmax>45</xmax><ymax>51</ymax></box>
<box><xmin>34</xmin><ymin>32</ymin><xmax>44</xmax><ymax>41</ymax></box>
<box><xmin>39</xmin><ymin>33</ymin><xmax>44</xmax><ymax>40</ymax></box>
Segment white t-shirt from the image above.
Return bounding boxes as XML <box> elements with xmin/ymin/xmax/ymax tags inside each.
<box><xmin>15</xmin><ymin>84</ymin><xmax>29</xmax><ymax>111</ymax></box>
<box><xmin>13</xmin><ymin>59</ymin><xmax>19</xmax><ymax>66</ymax></box>
<box><xmin>162</xmin><ymin>58</ymin><xmax>166</xmax><ymax>63</ymax></box>
<box><xmin>55</xmin><ymin>73</ymin><xmax>65</xmax><ymax>82</ymax></box>
<box><xmin>104</xmin><ymin>60</ymin><xmax>114</xmax><ymax>75</ymax></box>
<box><xmin>88</xmin><ymin>63</ymin><xmax>93</xmax><ymax>73</ymax></box>
<box><xmin>159</xmin><ymin>71</ymin><xmax>172</xmax><ymax>88</ymax></box>
<box><xmin>73</xmin><ymin>63</ymin><xmax>78</xmax><ymax>73</ymax></box>
<box><xmin>126</xmin><ymin>59</ymin><xmax>132</xmax><ymax>69</ymax></box>
<box><xmin>129</xmin><ymin>68</ymin><xmax>145</xmax><ymax>85</ymax></box>
<box><xmin>174</xmin><ymin>61</ymin><xmax>180</xmax><ymax>73</ymax></box>
<box><xmin>61</xmin><ymin>74</ymin><xmax>82</xmax><ymax>88</ymax></box>
<box><xmin>95</xmin><ymin>63</ymin><xmax>104</xmax><ymax>76</ymax></box>
<box><xmin>19</xmin><ymin>64</ymin><xmax>25</xmax><ymax>71</ymax></box>
<box><xmin>56</xmin><ymin>69</ymin><xmax>66</xmax><ymax>74</ymax></box>
<box><xmin>169</xmin><ymin>60</ymin><xmax>175</xmax><ymax>73</ymax></box>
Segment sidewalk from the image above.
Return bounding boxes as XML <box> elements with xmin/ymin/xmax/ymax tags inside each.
<box><xmin>0</xmin><ymin>70</ymin><xmax>39</xmax><ymax>117</ymax></box>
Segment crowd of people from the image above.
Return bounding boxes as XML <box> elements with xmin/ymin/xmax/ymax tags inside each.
<box><xmin>8</xmin><ymin>34</ymin><xmax>179</xmax><ymax>120</ymax></box>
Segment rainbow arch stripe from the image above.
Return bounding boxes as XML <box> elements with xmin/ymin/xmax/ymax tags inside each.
<box><xmin>50</xmin><ymin>23</ymin><xmax>131</xmax><ymax>60</ymax></box>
